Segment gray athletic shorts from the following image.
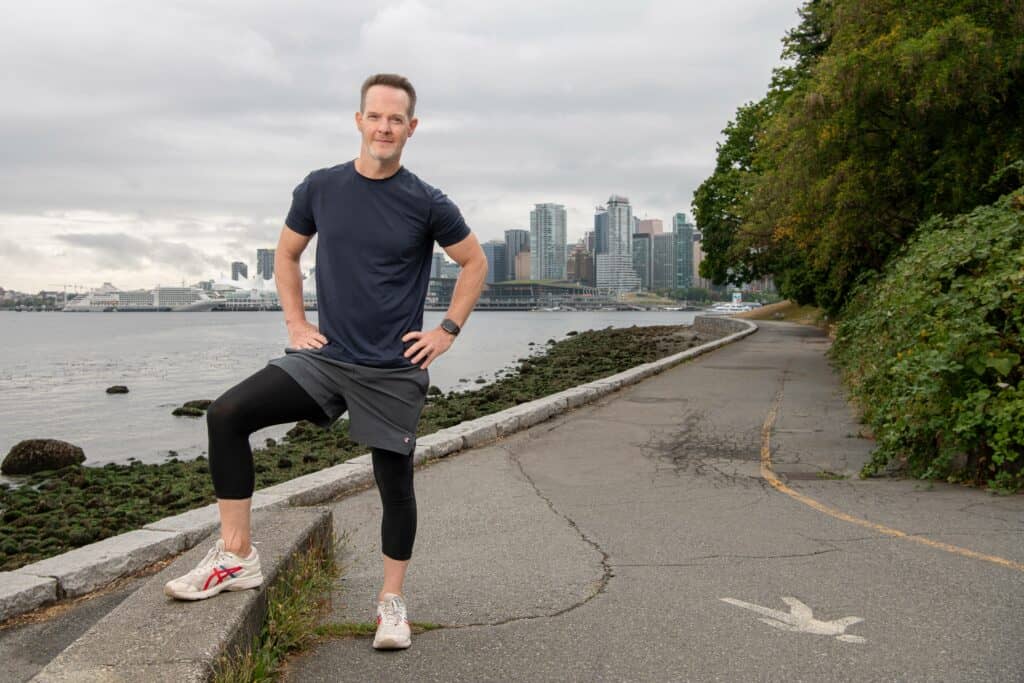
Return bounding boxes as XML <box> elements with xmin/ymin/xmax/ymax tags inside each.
<box><xmin>268</xmin><ymin>348</ymin><xmax>429</xmax><ymax>455</ymax></box>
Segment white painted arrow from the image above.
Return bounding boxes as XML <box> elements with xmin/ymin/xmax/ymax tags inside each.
<box><xmin>721</xmin><ymin>596</ymin><xmax>866</xmax><ymax>643</ymax></box>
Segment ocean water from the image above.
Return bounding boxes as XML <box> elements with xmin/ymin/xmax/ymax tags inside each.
<box><xmin>0</xmin><ymin>310</ymin><xmax>695</xmax><ymax>476</ymax></box>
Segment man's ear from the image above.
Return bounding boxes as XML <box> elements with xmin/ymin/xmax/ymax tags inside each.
<box><xmin>408</xmin><ymin>117</ymin><xmax>419</xmax><ymax>137</ymax></box>
<box><xmin>354</xmin><ymin>111</ymin><xmax>363</xmax><ymax>129</ymax></box>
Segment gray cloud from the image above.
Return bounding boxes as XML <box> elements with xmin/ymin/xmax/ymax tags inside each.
<box><xmin>54</xmin><ymin>232</ymin><xmax>230</xmax><ymax>274</ymax></box>
<box><xmin>0</xmin><ymin>0</ymin><xmax>800</xmax><ymax>289</ymax></box>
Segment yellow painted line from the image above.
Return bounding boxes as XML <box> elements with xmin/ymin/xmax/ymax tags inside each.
<box><xmin>761</xmin><ymin>385</ymin><xmax>1024</xmax><ymax>573</ymax></box>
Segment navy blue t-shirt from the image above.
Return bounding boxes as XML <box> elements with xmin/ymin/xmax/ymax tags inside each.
<box><xmin>285</xmin><ymin>161</ymin><xmax>470</xmax><ymax>368</ymax></box>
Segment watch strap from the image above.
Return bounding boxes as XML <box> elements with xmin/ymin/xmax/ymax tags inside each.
<box><xmin>440</xmin><ymin>318</ymin><xmax>461</xmax><ymax>336</ymax></box>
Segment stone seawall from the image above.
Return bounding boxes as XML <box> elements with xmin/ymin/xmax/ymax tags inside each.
<box><xmin>694</xmin><ymin>315</ymin><xmax>750</xmax><ymax>337</ymax></box>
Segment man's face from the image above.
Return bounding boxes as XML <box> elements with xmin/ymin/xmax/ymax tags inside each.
<box><xmin>355</xmin><ymin>85</ymin><xmax>418</xmax><ymax>163</ymax></box>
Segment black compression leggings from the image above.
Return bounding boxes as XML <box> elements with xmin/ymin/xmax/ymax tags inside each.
<box><xmin>207</xmin><ymin>365</ymin><xmax>417</xmax><ymax>561</ymax></box>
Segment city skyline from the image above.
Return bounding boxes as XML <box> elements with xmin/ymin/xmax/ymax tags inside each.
<box><xmin>0</xmin><ymin>1</ymin><xmax>802</xmax><ymax>291</ymax></box>
<box><xmin>2</xmin><ymin>204</ymin><xmax>699</xmax><ymax>295</ymax></box>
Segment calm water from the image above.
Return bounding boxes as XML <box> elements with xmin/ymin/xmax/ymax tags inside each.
<box><xmin>0</xmin><ymin>310</ymin><xmax>695</xmax><ymax>476</ymax></box>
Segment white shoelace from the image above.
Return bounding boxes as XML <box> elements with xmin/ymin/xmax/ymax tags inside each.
<box><xmin>379</xmin><ymin>596</ymin><xmax>406</xmax><ymax>626</ymax></box>
<box><xmin>188</xmin><ymin>543</ymin><xmax>231</xmax><ymax>577</ymax></box>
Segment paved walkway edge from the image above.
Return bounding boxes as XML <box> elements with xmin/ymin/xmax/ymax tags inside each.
<box><xmin>0</xmin><ymin>316</ymin><xmax>755</xmax><ymax>624</ymax></box>
<box><xmin>30</xmin><ymin>506</ymin><xmax>333</xmax><ymax>682</ymax></box>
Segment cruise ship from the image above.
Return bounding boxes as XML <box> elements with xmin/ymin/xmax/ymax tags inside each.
<box><xmin>63</xmin><ymin>283</ymin><xmax>220</xmax><ymax>312</ymax></box>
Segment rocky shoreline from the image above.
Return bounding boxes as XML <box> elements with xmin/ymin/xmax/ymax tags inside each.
<box><xmin>0</xmin><ymin>324</ymin><xmax>714</xmax><ymax>571</ymax></box>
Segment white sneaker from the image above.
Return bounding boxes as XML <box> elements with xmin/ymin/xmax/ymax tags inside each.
<box><xmin>373</xmin><ymin>593</ymin><xmax>412</xmax><ymax>650</ymax></box>
<box><xmin>163</xmin><ymin>539</ymin><xmax>263</xmax><ymax>600</ymax></box>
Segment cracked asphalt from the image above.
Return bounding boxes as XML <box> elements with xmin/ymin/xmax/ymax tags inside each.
<box><xmin>282</xmin><ymin>322</ymin><xmax>1024</xmax><ymax>683</ymax></box>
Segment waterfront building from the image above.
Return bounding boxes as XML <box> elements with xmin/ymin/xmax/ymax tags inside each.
<box><xmin>514</xmin><ymin>251</ymin><xmax>531</xmax><ymax>280</ymax></box>
<box><xmin>583</xmin><ymin>230</ymin><xmax>596</xmax><ymax>254</ymax></box>
<box><xmin>476</xmin><ymin>281</ymin><xmax>608</xmax><ymax>310</ymax></box>
<box><xmin>530</xmin><ymin>203</ymin><xmax>567</xmax><ymax>281</ymax></box>
<box><xmin>567</xmin><ymin>244</ymin><xmax>595</xmax><ymax>286</ymax></box>
<box><xmin>595</xmin><ymin>195</ymin><xmax>641</xmax><ymax>294</ymax></box>
<box><xmin>504</xmin><ymin>229</ymin><xmax>530</xmax><ymax>281</ymax></box>
<box><xmin>652</xmin><ymin>233</ymin><xmax>676</xmax><ymax>292</ymax></box>
<box><xmin>256</xmin><ymin>248</ymin><xmax>275</xmax><ymax>280</ymax></box>
<box><xmin>637</xmin><ymin>218</ymin><xmax>663</xmax><ymax>235</ymax></box>
<box><xmin>632</xmin><ymin>233</ymin><xmax>653</xmax><ymax>291</ymax></box>
<box><xmin>431</xmin><ymin>252</ymin><xmax>445</xmax><ymax>279</ymax></box>
<box><xmin>692</xmin><ymin>230</ymin><xmax>714</xmax><ymax>291</ymax></box>
<box><xmin>673</xmin><ymin>212</ymin><xmax>695</xmax><ymax>290</ymax></box>
<box><xmin>231</xmin><ymin>261</ymin><xmax>248</xmax><ymax>280</ymax></box>
<box><xmin>482</xmin><ymin>240</ymin><xmax>508</xmax><ymax>285</ymax></box>
<box><xmin>441</xmin><ymin>261</ymin><xmax>461</xmax><ymax>279</ymax></box>
<box><xmin>593</xmin><ymin>207</ymin><xmax>609</xmax><ymax>255</ymax></box>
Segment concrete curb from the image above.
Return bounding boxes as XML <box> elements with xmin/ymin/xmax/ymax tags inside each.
<box><xmin>0</xmin><ymin>316</ymin><xmax>755</xmax><ymax>624</ymax></box>
<box><xmin>30</xmin><ymin>506</ymin><xmax>333</xmax><ymax>683</ymax></box>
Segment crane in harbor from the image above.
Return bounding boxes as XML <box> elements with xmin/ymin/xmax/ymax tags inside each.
<box><xmin>48</xmin><ymin>283</ymin><xmax>87</xmax><ymax>307</ymax></box>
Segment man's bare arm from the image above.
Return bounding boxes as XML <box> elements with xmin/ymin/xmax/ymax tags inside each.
<box><xmin>402</xmin><ymin>232</ymin><xmax>487</xmax><ymax>368</ymax></box>
<box><xmin>441</xmin><ymin>232</ymin><xmax>487</xmax><ymax>328</ymax></box>
<box><xmin>275</xmin><ymin>226</ymin><xmax>327</xmax><ymax>349</ymax></box>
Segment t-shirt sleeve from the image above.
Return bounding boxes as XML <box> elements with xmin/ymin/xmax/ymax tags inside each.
<box><xmin>284</xmin><ymin>173</ymin><xmax>317</xmax><ymax>236</ymax></box>
<box><xmin>428</xmin><ymin>187</ymin><xmax>471</xmax><ymax>247</ymax></box>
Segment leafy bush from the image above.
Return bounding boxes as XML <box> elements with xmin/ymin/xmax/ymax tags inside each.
<box><xmin>831</xmin><ymin>187</ymin><xmax>1024</xmax><ymax>491</ymax></box>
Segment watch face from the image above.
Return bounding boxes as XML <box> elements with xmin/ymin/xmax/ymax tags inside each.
<box><xmin>441</xmin><ymin>319</ymin><xmax>460</xmax><ymax>335</ymax></box>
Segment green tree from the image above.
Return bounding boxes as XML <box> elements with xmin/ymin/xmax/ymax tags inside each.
<box><xmin>695</xmin><ymin>0</ymin><xmax>1024</xmax><ymax>312</ymax></box>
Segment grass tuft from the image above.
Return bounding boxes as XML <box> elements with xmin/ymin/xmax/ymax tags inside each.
<box><xmin>212</xmin><ymin>533</ymin><xmax>342</xmax><ymax>683</ymax></box>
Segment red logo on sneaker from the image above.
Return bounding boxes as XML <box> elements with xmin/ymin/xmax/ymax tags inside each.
<box><xmin>203</xmin><ymin>565</ymin><xmax>242</xmax><ymax>591</ymax></box>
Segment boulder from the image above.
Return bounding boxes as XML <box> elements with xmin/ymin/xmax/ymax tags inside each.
<box><xmin>171</xmin><ymin>406</ymin><xmax>204</xmax><ymax>418</ymax></box>
<box><xmin>182</xmin><ymin>399</ymin><xmax>212</xmax><ymax>410</ymax></box>
<box><xmin>2</xmin><ymin>439</ymin><xmax>86</xmax><ymax>475</ymax></box>
<box><xmin>105</xmin><ymin>385</ymin><xmax>129</xmax><ymax>394</ymax></box>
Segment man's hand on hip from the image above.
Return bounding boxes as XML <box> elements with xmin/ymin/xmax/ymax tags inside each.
<box><xmin>287</xmin><ymin>320</ymin><xmax>328</xmax><ymax>349</ymax></box>
<box><xmin>402</xmin><ymin>327</ymin><xmax>455</xmax><ymax>369</ymax></box>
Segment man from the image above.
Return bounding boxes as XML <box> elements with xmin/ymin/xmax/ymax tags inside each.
<box><xmin>163</xmin><ymin>73</ymin><xmax>487</xmax><ymax>651</ymax></box>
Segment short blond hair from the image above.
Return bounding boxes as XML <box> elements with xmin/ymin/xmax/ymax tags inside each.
<box><xmin>360</xmin><ymin>73</ymin><xmax>417</xmax><ymax>118</ymax></box>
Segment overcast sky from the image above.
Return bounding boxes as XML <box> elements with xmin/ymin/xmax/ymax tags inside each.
<box><xmin>1</xmin><ymin>0</ymin><xmax>800</xmax><ymax>292</ymax></box>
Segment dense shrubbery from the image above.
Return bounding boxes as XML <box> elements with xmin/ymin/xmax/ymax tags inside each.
<box><xmin>831</xmin><ymin>188</ymin><xmax>1024</xmax><ymax>491</ymax></box>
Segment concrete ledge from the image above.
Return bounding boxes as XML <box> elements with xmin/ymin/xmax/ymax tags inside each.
<box><xmin>17</xmin><ymin>529</ymin><xmax>187</xmax><ymax>600</ymax></box>
<box><xmin>143</xmin><ymin>492</ymin><xmax>287</xmax><ymax>548</ymax></box>
<box><xmin>446</xmin><ymin>416</ymin><xmax>500</xmax><ymax>449</ymax></box>
<box><xmin>0</xmin><ymin>572</ymin><xmax>58</xmax><ymax>618</ymax></box>
<box><xmin>31</xmin><ymin>507</ymin><xmax>332</xmax><ymax>683</ymax></box>
<box><xmin>417</xmin><ymin>429</ymin><xmax>465</xmax><ymax>458</ymax></box>
<box><xmin>259</xmin><ymin>463</ymin><xmax>373</xmax><ymax>506</ymax></box>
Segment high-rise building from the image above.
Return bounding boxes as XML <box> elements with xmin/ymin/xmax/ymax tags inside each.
<box><xmin>595</xmin><ymin>195</ymin><xmax>641</xmax><ymax>294</ymax></box>
<box><xmin>692</xmin><ymin>229</ymin><xmax>714</xmax><ymax>290</ymax></box>
<box><xmin>567</xmin><ymin>244</ymin><xmax>596</xmax><ymax>286</ymax></box>
<box><xmin>504</xmin><ymin>229</ymin><xmax>530</xmax><ymax>280</ymax></box>
<box><xmin>632</xmin><ymin>233</ymin><xmax>653</xmax><ymax>291</ymax></box>
<box><xmin>515</xmin><ymin>251</ymin><xmax>531</xmax><ymax>280</ymax></box>
<box><xmin>482</xmin><ymin>241</ymin><xmax>508</xmax><ymax>285</ymax></box>
<box><xmin>256</xmin><ymin>249</ymin><xmax>275</xmax><ymax>280</ymax></box>
<box><xmin>594</xmin><ymin>208</ymin><xmax>609</xmax><ymax>254</ymax></box>
<box><xmin>583</xmin><ymin>230</ymin><xmax>596</xmax><ymax>254</ymax></box>
<box><xmin>430</xmin><ymin>252</ymin><xmax>445</xmax><ymax>279</ymax></box>
<box><xmin>652</xmin><ymin>233</ymin><xmax>676</xmax><ymax>292</ymax></box>
<box><xmin>637</xmin><ymin>218</ymin><xmax>663</xmax><ymax>235</ymax></box>
<box><xmin>530</xmin><ymin>203</ymin><xmax>567</xmax><ymax>281</ymax></box>
<box><xmin>673</xmin><ymin>212</ymin><xmax>695</xmax><ymax>290</ymax></box>
<box><xmin>231</xmin><ymin>261</ymin><xmax>248</xmax><ymax>281</ymax></box>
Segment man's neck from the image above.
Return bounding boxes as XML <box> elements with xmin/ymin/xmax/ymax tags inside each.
<box><xmin>354</xmin><ymin>155</ymin><xmax>402</xmax><ymax>180</ymax></box>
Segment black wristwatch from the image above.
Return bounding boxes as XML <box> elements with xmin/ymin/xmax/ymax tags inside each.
<box><xmin>440</xmin><ymin>318</ymin><xmax>461</xmax><ymax>336</ymax></box>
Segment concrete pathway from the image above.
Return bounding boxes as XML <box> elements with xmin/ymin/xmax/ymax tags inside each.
<box><xmin>282</xmin><ymin>322</ymin><xmax>1024</xmax><ymax>682</ymax></box>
